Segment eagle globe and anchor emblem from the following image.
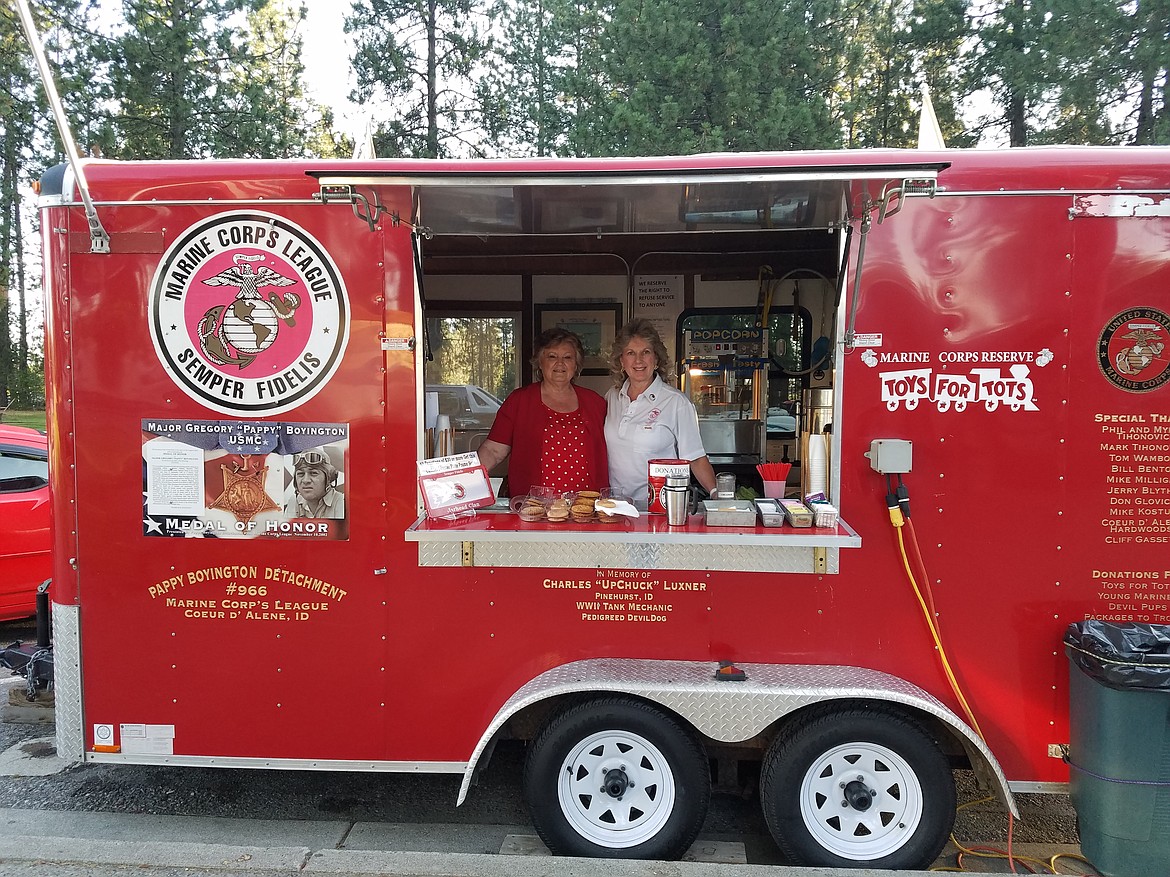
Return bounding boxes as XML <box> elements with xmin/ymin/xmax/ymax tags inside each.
<box><xmin>198</xmin><ymin>253</ymin><xmax>302</xmax><ymax>368</ymax></box>
<box><xmin>150</xmin><ymin>211</ymin><xmax>349</xmax><ymax>416</ymax></box>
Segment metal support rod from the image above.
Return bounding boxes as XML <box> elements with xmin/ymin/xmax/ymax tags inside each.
<box><xmin>842</xmin><ymin>210</ymin><xmax>871</xmax><ymax>348</ymax></box>
<box><xmin>14</xmin><ymin>0</ymin><xmax>110</xmax><ymax>254</ymax></box>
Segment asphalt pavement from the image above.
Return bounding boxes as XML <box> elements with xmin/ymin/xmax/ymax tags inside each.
<box><xmin>1</xmin><ymin>617</ymin><xmax>1094</xmax><ymax>877</ymax></box>
<box><xmin>0</xmin><ymin>736</ymin><xmax>1094</xmax><ymax>877</ymax></box>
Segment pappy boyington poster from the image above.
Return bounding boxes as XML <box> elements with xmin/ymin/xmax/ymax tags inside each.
<box><xmin>141</xmin><ymin>419</ymin><xmax>349</xmax><ymax>540</ymax></box>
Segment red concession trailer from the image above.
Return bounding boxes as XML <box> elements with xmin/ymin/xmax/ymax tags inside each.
<box><xmin>23</xmin><ymin>146</ymin><xmax>1170</xmax><ymax>871</ymax></box>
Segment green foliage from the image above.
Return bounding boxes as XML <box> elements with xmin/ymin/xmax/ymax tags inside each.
<box><xmin>478</xmin><ymin>0</ymin><xmax>582</xmax><ymax>155</ymax></box>
<box><xmin>569</xmin><ymin>0</ymin><xmax>844</xmax><ymax>155</ymax></box>
<box><xmin>223</xmin><ymin>1</ymin><xmax>332</xmax><ymax>157</ymax></box>
<box><xmin>964</xmin><ymin>0</ymin><xmax>1136</xmax><ymax>146</ymax></box>
<box><xmin>99</xmin><ymin>0</ymin><xmax>343</xmax><ymax>159</ymax></box>
<box><xmin>426</xmin><ymin>317</ymin><xmax>518</xmax><ymax>399</ymax></box>
<box><xmin>0</xmin><ymin>409</ymin><xmax>47</xmax><ymax>430</ymax></box>
<box><xmin>1128</xmin><ymin>0</ymin><xmax>1170</xmax><ymax>144</ymax></box>
<box><xmin>1</xmin><ymin>0</ymin><xmax>92</xmax><ymax>410</ymax></box>
<box><xmin>347</xmin><ymin>0</ymin><xmax>489</xmax><ymax>158</ymax></box>
<box><xmin>905</xmin><ymin>0</ymin><xmax>976</xmax><ymax>148</ymax></box>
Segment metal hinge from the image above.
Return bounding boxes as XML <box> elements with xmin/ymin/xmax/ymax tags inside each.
<box><xmin>878</xmin><ymin>178</ymin><xmax>938</xmax><ymax>223</ymax></box>
<box><xmin>316</xmin><ymin>183</ymin><xmax>432</xmax><ymax>238</ymax></box>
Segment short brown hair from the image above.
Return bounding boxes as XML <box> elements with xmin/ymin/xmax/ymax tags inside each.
<box><xmin>531</xmin><ymin>328</ymin><xmax>585</xmax><ymax>381</ymax></box>
<box><xmin>609</xmin><ymin>318</ymin><xmax>672</xmax><ymax>388</ymax></box>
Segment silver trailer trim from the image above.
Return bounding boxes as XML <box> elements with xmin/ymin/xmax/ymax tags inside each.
<box><xmin>84</xmin><ymin>754</ymin><xmax>466</xmax><ymax>773</ymax></box>
<box><xmin>51</xmin><ymin>602</ymin><xmax>84</xmax><ymax>761</ymax></box>
<box><xmin>457</xmin><ymin>657</ymin><xmax>1017</xmax><ymax>817</ymax></box>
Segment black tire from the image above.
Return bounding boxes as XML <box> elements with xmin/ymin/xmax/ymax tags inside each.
<box><xmin>523</xmin><ymin>697</ymin><xmax>711</xmax><ymax>859</ymax></box>
<box><xmin>760</xmin><ymin>704</ymin><xmax>956</xmax><ymax>870</ymax></box>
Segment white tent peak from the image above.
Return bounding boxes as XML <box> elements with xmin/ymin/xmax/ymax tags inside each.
<box><xmin>917</xmin><ymin>83</ymin><xmax>946</xmax><ymax>150</ymax></box>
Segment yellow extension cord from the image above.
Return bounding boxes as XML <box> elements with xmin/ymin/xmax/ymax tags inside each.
<box><xmin>889</xmin><ymin>506</ymin><xmax>983</xmax><ymax>739</ymax></box>
<box><xmin>933</xmin><ymin>798</ymin><xmax>1099</xmax><ymax>875</ymax></box>
<box><xmin>888</xmin><ymin>508</ymin><xmax>1101</xmax><ymax>875</ymax></box>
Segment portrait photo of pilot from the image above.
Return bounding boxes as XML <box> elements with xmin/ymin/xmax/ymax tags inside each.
<box><xmin>286</xmin><ymin>447</ymin><xmax>346</xmax><ymax>519</ymax></box>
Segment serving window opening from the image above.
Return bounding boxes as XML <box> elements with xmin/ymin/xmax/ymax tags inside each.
<box><xmin>367</xmin><ymin>159</ymin><xmax>945</xmax><ymax>559</ymax></box>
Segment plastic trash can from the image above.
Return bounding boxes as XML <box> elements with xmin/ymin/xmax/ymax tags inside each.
<box><xmin>1064</xmin><ymin>621</ymin><xmax>1170</xmax><ymax>877</ymax></box>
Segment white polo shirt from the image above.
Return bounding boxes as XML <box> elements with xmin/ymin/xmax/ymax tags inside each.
<box><xmin>605</xmin><ymin>375</ymin><xmax>707</xmax><ymax>507</ymax></box>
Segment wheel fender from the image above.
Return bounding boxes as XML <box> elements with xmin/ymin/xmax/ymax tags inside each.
<box><xmin>458</xmin><ymin>657</ymin><xmax>1016</xmax><ymax>817</ymax></box>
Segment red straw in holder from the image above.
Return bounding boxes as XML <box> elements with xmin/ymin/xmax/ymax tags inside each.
<box><xmin>756</xmin><ymin>463</ymin><xmax>792</xmax><ymax>481</ymax></box>
<box><xmin>756</xmin><ymin>463</ymin><xmax>792</xmax><ymax>498</ymax></box>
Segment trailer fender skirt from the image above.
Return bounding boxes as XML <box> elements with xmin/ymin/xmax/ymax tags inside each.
<box><xmin>458</xmin><ymin>657</ymin><xmax>1017</xmax><ymax>818</ymax></box>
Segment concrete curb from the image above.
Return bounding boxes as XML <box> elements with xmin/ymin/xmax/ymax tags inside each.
<box><xmin>0</xmin><ymin>835</ymin><xmax>994</xmax><ymax>877</ymax></box>
<box><xmin>0</xmin><ymin>807</ymin><xmax>1076</xmax><ymax>876</ymax></box>
<box><xmin>0</xmin><ymin>835</ymin><xmax>309</xmax><ymax>871</ymax></box>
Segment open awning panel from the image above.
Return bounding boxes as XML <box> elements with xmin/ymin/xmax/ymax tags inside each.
<box><xmin>308</xmin><ymin>156</ymin><xmax>949</xmax><ymax>237</ymax></box>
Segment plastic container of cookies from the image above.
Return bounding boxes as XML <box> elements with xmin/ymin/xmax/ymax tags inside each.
<box><xmin>510</xmin><ymin>489</ymin><xmax>636</xmax><ymax>524</ymax></box>
<box><xmin>510</xmin><ymin>494</ymin><xmax>550</xmax><ymax>521</ymax></box>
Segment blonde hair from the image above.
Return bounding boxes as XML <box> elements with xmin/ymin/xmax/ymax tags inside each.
<box><xmin>609</xmin><ymin>318</ymin><xmax>672</xmax><ymax>388</ymax></box>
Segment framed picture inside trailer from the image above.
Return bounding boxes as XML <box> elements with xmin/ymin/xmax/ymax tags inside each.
<box><xmin>535</xmin><ymin>302</ymin><xmax>622</xmax><ymax>375</ymax></box>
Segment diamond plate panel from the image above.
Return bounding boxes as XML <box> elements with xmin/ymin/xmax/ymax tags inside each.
<box><xmin>459</xmin><ymin>657</ymin><xmax>1013</xmax><ymax>816</ymax></box>
<box><xmin>418</xmin><ymin>542</ymin><xmax>463</xmax><ymax>566</ymax></box>
<box><xmin>51</xmin><ymin>602</ymin><xmax>84</xmax><ymax>761</ymax></box>
<box><xmin>422</xmin><ymin>539</ymin><xmax>833</xmax><ymax>573</ymax></box>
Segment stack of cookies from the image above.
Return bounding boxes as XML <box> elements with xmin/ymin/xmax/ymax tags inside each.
<box><xmin>546</xmin><ymin>497</ymin><xmax>571</xmax><ymax>523</ymax></box>
<box><xmin>514</xmin><ymin>490</ymin><xmax>626</xmax><ymax>525</ymax></box>
<box><xmin>570</xmin><ymin>491</ymin><xmax>599</xmax><ymax>524</ymax></box>
<box><xmin>595</xmin><ymin>497</ymin><xmax>621</xmax><ymax>524</ymax></box>
<box><xmin>517</xmin><ymin>496</ymin><xmax>547</xmax><ymax>522</ymax></box>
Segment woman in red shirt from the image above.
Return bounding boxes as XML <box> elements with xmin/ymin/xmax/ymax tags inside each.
<box><xmin>477</xmin><ymin>329</ymin><xmax>608</xmax><ymax>497</ymax></box>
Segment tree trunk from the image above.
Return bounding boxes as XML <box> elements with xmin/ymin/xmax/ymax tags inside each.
<box><xmin>0</xmin><ymin>74</ymin><xmax>14</xmax><ymax>408</ymax></box>
<box><xmin>427</xmin><ymin>0</ymin><xmax>439</xmax><ymax>158</ymax></box>
<box><xmin>1007</xmin><ymin>0</ymin><xmax>1028</xmax><ymax>147</ymax></box>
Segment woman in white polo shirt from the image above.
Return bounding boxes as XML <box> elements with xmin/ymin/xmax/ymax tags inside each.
<box><xmin>604</xmin><ymin>318</ymin><xmax>718</xmax><ymax>509</ymax></box>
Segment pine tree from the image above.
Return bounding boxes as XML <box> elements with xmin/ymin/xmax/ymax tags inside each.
<box><xmin>221</xmin><ymin>0</ymin><xmax>348</xmax><ymax>158</ymax></box>
<box><xmin>564</xmin><ymin>0</ymin><xmax>841</xmax><ymax>156</ymax></box>
<box><xmin>347</xmin><ymin>0</ymin><xmax>490</xmax><ymax>158</ymax></box>
<box><xmin>103</xmin><ymin>0</ymin><xmax>243</xmax><ymax>158</ymax></box>
<box><xmin>1</xmin><ymin>0</ymin><xmax>96</xmax><ymax>407</ymax></box>
<box><xmin>1129</xmin><ymin>0</ymin><xmax>1170</xmax><ymax>144</ymax></box>
<box><xmin>832</xmin><ymin>0</ymin><xmax>921</xmax><ymax>148</ymax></box>
<box><xmin>904</xmin><ymin>0</ymin><xmax>973</xmax><ymax>147</ymax></box>
<box><xmin>478</xmin><ymin>0</ymin><xmax>579</xmax><ymax>156</ymax></box>
<box><xmin>964</xmin><ymin>0</ymin><xmax>1128</xmax><ymax>146</ymax></box>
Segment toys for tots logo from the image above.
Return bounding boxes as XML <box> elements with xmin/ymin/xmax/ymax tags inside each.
<box><xmin>149</xmin><ymin>212</ymin><xmax>349</xmax><ymax>415</ymax></box>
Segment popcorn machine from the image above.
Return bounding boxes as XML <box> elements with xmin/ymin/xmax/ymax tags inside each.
<box><xmin>680</xmin><ymin>325</ymin><xmax>768</xmax><ymax>465</ymax></box>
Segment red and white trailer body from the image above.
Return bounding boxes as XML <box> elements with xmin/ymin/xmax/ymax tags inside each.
<box><xmin>32</xmin><ymin>147</ymin><xmax>1170</xmax><ymax>870</ymax></box>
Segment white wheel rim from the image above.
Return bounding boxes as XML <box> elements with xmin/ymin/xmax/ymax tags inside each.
<box><xmin>798</xmin><ymin>740</ymin><xmax>924</xmax><ymax>860</ymax></box>
<box><xmin>556</xmin><ymin>728</ymin><xmax>677</xmax><ymax>848</ymax></box>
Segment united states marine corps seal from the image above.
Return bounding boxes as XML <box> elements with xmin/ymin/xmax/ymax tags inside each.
<box><xmin>149</xmin><ymin>211</ymin><xmax>349</xmax><ymax>415</ymax></box>
<box><xmin>1097</xmin><ymin>308</ymin><xmax>1170</xmax><ymax>393</ymax></box>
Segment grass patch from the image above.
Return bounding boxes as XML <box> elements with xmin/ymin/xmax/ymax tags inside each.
<box><xmin>1</xmin><ymin>409</ymin><xmax>48</xmax><ymax>431</ymax></box>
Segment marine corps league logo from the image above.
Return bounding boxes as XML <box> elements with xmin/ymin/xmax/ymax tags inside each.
<box><xmin>1097</xmin><ymin>308</ymin><xmax>1170</xmax><ymax>393</ymax></box>
<box><xmin>149</xmin><ymin>212</ymin><xmax>349</xmax><ymax>415</ymax></box>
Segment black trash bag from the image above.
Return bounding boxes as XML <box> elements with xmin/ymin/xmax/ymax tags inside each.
<box><xmin>1064</xmin><ymin>620</ymin><xmax>1170</xmax><ymax>691</ymax></box>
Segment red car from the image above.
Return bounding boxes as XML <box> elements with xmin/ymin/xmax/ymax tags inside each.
<box><xmin>0</xmin><ymin>424</ymin><xmax>50</xmax><ymax>621</ymax></box>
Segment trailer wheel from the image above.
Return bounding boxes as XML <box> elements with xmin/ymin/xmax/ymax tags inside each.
<box><xmin>523</xmin><ymin>697</ymin><xmax>710</xmax><ymax>859</ymax></box>
<box><xmin>760</xmin><ymin>705</ymin><xmax>955</xmax><ymax>870</ymax></box>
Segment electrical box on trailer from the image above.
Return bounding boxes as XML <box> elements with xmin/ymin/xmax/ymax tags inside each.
<box><xmin>866</xmin><ymin>439</ymin><xmax>913</xmax><ymax>474</ymax></box>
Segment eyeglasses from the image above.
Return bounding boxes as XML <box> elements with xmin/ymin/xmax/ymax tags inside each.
<box><xmin>293</xmin><ymin>450</ymin><xmax>329</xmax><ymax>466</ymax></box>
